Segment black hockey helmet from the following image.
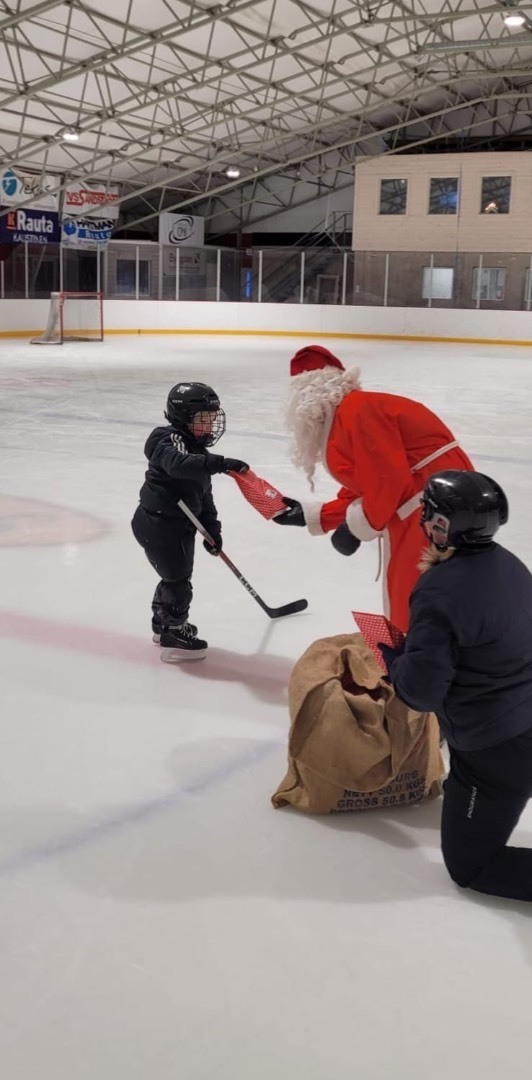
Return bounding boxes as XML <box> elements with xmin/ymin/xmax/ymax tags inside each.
<box><xmin>165</xmin><ymin>382</ymin><xmax>226</xmax><ymax>446</ymax></box>
<box><xmin>420</xmin><ymin>470</ymin><xmax>509</xmax><ymax>551</ymax></box>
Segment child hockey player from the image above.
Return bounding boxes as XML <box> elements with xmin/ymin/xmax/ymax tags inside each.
<box><xmin>380</xmin><ymin>470</ymin><xmax>532</xmax><ymax>902</ymax></box>
<box><xmin>132</xmin><ymin>382</ymin><xmax>249</xmax><ymax>661</ymax></box>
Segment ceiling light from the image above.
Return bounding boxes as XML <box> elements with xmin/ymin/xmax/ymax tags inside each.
<box><xmin>419</xmin><ymin>34</ymin><xmax>532</xmax><ymax>51</ymax></box>
<box><xmin>62</xmin><ymin>128</ymin><xmax>79</xmax><ymax>142</ymax></box>
<box><xmin>504</xmin><ymin>12</ymin><xmax>526</xmax><ymax>25</ymax></box>
<box><xmin>225</xmin><ymin>165</ymin><xmax>240</xmax><ymax>179</ymax></box>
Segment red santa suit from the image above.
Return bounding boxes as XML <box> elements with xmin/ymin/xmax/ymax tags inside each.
<box><xmin>288</xmin><ymin>346</ymin><xmax>473</xmax><ymax>633</ymax></box>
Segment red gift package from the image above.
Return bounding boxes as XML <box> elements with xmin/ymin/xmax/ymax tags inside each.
<box><xmin>352</xmin><ymin>611</ymin><xmax>405</xmax><ymax>671</ymax></box>
<box><xmin>228</xmin><ymin>468</ymin><xmax>287</xmax><ymax>520</ymax></box>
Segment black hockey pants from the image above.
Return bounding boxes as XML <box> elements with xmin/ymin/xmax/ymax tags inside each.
<box><xmin>132</xmin><ymin>506</ymin><xmax>195</xmax><ymax>630</ymax></box>
<box><xmin>441</xmin><ymin>727</ymin><xmax>532</xmax><ymax>901</ymax></box>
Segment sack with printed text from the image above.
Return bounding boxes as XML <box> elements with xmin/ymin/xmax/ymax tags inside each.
<box><xmin>272</xmin><ymin>633</ymin><xmax>444</xmax><ymax>815</ymax></box>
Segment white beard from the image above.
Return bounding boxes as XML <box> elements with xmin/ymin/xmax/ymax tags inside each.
<box><xmin>286</xmin><ymin>366</ymin><xmax>362</xmax><ymax>489</ymax></box>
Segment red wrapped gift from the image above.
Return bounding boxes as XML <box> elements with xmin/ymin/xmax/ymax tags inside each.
<box><xmin>229</xmin><ymin>468</ymin><xmax>287</xmax><ymax>520</ymax></box>
<box><xmin>352</xmin><ymin>611</ymin><xmax>405</xmax><ymax>671</ymax></box>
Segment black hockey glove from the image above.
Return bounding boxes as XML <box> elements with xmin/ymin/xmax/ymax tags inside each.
<box><xmin>377</xmin><ymin>641</ymin><xmax>405</xmax><ymax>676</ymax></box>
<box><xmin>203</xmin><ymin>529</ymin><xmax>222</xmax><ymax>556</ymax></box>
<box><xmin>272</xmin><ymin>497</ymin><xmax>306</xmax><ymax>527</ymax></box>
<box><xmin>204</xmin><ymin>454</ymin><xmax>249</xmax><ymax>475</ymax></box>
<box><xmin>222</xmin><ymin>458</ymin><xmax>250</xmax><ymax>474</ymax></box>
<box><xmin>205</xmin><ymin>453</ymin><xmax>226</xmax><ymax>475</ymax></box>
<box><xmin>330</xmin><ymin>523</ymin><xmax>361</xmax><ymax>556</ymax></box>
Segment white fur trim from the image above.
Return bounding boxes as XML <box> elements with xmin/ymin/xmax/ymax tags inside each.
<box><xmin>345</xmin><ymin>500</ymin><xmax>380</xmax><ymax>542</ymax></box>
<box><xmin>382</xmin><ymin>528</ymin><xmax>391</xmax><ymax>618</ymax></box>
<box><xmin>301</xmin><ymin>501</ymin><xmax>325</xmax><ymax>536</ymax></box>
<box><xmin>397</xmin><ymin>491</ymin><xmax>424</xmax><ymax>520</ymax></box>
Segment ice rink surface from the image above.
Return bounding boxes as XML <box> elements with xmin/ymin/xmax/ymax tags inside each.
<box><xmin>1</xmin><ymin>333</ymin><xmax>532</xmax><ymax>1079</ymax></box>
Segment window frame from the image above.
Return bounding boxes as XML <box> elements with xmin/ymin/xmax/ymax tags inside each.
<box><xmin>378</xmin><ymin>178</ymin><xmax>408</xmax><ymax>215</ymax></box>
<box><xmin>422</xmin><ymin>265</ymin><xmax>455</xmax><ymax>300</ymax></box>
<box><xmin>428</xmin><ymin>177</ymin><xmax>459</xmax><ymax>216</ymax></box>
<box><xmin>472</xmin><ymin>266</ymin><xmax>506</xmax><ymax>302</ymax></box>
<box><xmin>480</xmin><ymin>176</ymin><xmax>512</xmax><ymax>215</ymax></box>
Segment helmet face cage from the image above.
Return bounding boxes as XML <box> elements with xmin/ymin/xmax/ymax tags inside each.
<box><xmin>187</xmin><ymin>406</ymin><xmax>226</xmax><ymax>446</ymax></box>
<box><xmin>421</xmin><ymin>498</ymin><xmax>451</xmax><ymax>551</ymax></box>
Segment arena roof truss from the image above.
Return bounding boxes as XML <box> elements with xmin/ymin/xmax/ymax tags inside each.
<box><xmin>1</xmin><ymin>0</ymin><xmax>532</xmax><ymax>234</ymax></box>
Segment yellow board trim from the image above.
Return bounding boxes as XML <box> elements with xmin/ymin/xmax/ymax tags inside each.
<box><xmin>1</xmin><ymin>327</ymin><xmax>532</xmax><ymax>347</ymax></box>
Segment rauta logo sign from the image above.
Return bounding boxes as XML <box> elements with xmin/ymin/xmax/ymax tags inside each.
<box><xmin>7</xmin><ymin>209</ymin><xmax>54</xmax><ymax>234</ymax></box>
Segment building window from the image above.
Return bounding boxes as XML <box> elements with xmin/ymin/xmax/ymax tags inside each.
<box><xmin>116</xmin><ymin>258</ymin><xmax>150</xmax><ymax>295</ymax></box>
<box><xmin>379</xmin><ymin>178</ymin><xmax>407</xmax><ymax>214</ymax></box>
<box><xmin>481</xmin><ymin>176</ymin><xmax>511</xmax><ymax>214</ymax></box>
<box><xmin>422</xmin><ymin>267</ymin><xmax>454</xmax><ymax>300</ymax></box>
<box><xmin>472</xmin><ymin>267</ymin><xmax>506</xmax><ymax>301</ymax></box>
<box><xmin>428</xmin><ymin>177</ymin><xmax>458</xmax><ymax>215</ymax></box>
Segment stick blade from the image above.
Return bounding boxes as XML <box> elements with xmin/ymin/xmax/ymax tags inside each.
<box><xmin>267</xmin><ymin>598</ymin><xmax>308</xmax><ymax>619</ymax></box>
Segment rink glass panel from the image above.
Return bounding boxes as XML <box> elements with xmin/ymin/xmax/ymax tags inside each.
<box><xmin>1</xmin><ymin>242</ymin><xmax>531</xmax><ymax>312</ymax></box>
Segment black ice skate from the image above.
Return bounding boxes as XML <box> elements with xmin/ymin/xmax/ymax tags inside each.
<box><xmin>153</xmin><ymin>622</ymin><xmax>197</xmax><ymax>644</ymax></box>
<box><xmin>159</xmin><ymin>623</ymin><xmax>208</xmax><ymax>662</ymax></box>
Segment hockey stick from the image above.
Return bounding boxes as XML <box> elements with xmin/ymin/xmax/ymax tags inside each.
<box><xmin>177</xmin><ymin>499</ymin><xmax>308</xmax><ymax>619</ymax></box>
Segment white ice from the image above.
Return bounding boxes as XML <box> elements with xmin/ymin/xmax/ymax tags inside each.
<box><xmin>1</xmin><ymin>334</ymin><xmax>532</xmax><ymax>1080</ymax></box>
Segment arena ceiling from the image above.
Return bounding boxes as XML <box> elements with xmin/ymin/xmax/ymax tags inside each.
<box><xmin>1</xmin><ymin>0</ymin><xmax>532</xmax><ymax>235</ymax></box>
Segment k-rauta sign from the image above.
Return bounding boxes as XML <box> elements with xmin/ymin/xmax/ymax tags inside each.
<box><xmin>0</xmin><ymin>207</ymin><xmax>60</xmax><ymax>244</ymax></box>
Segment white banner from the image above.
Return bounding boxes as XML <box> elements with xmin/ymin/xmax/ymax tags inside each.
<box><xmin>61</xmin><ymin>217</ymin><xmax>114</xmax><ymax>247</ymax></box>
<box><xmin>159</xmin><ymin>212</ymin><xmax>204</xmax><ymax>246</ymax></box>
<box><xmin>63</xmin><ymin>182</ymin><xmax>120</xmax><ymax>219</ymax></box>
<box><xmin>0</xmin><ymin>167</ymin><xmax>58</xmax><ymax>211</ymax></box>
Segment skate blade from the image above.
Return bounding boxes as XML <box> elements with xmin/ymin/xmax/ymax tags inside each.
<box><xmin>160</xmin><ymin>647</ymin><xmax>207</xmax><ymax>663</ymax></box>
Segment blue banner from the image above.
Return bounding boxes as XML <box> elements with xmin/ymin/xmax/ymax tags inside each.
<box><xmin>0</xmin><ymin>206</ymin><xmax>60</xmax><ymax>244</ymax></box>
<box><xmin>61</xmin><ymin>217</ymin><xmax>113</xmax><ymax>246</ymax></box>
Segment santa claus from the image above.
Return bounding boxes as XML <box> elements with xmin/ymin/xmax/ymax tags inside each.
<box><xmin>274</xmin><ymin>344</ymin><xmax>473</xmax><ymax>632</ymax></box>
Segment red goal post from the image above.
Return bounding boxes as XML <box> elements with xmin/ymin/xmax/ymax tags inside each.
<box><xmin>30</xmin><ymin>291</ymin><xmax>104</xmax><ymax>345</ymax></box>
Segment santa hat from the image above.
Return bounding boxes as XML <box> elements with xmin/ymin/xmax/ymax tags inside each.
<box><xmin>290</xmin><ymin>345</ymin><xmax>345</xmax><ymax>378</ymax></box>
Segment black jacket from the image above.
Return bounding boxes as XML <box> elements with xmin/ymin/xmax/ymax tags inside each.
<box><xmin>138</xmin><ymin>426</ymin><xmax>224</xmax><ymax>536</ymax></box>
<box><xmin>388</xmin><ymin>543</ymin><xmax>532</xmax><ymax>751</ymax></box>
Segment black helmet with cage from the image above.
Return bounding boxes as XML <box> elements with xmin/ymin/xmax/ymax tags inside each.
<box><xmin>421</xmin><ymin>470</ymin><xmax>509</xmax><ymax>551</ymax></box>
<box><xmin>165</xmin><ymin>382</ymin><xmax>226</xmax><ymax>446</ymax></box>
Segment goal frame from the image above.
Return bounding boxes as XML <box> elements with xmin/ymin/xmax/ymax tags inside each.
<box><xmin>30</xmin><ymin>290</ymin><xmax>104</xmax><ymax>345</ymax></box>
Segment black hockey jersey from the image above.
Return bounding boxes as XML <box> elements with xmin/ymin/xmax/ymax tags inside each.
<box><xmin>388</xmin><ymin>543</ymin><xmax>532</xmax><ymax>750</ymax></box>
<box><xmin>138</xmin><ymin>425</ymin><xmax>224</xmax><ymax>534</ymax></box>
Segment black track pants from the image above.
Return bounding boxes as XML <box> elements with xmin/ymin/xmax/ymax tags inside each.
<box><xmin>441</xmin><ymin>727</ymin><xmax>532</xmax><ymax>901</ymax></box>
<box><xmin>132</xmin><ymin>506</ymin><xmax>195</xmax><ymax>629</ymax></box>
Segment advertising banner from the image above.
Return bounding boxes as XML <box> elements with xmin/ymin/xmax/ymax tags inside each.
<box><xmin>63</xmin><ymin>182</ymin><xmax>120</xmax><ymax>219</ymax></box>
<box><xmin>159</xmin><ymin>212</ymin><xmax>204</xmax><ymax>246</ymax></box>
<box><xmin>0</xmin><ymin>206</ymin><xmax>60</xmax><ymax>244</ymax></box>
<box><xmin>0</xmin><ymin>167</ymin><xmax>58</xmax><ymax>211</ymax></box>
<box><xmin>61</xmin><ymin>216</ymin><xmax>114</xmax><ymax>247</ymax></box>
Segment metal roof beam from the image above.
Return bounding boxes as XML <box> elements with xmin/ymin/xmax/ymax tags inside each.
<box><xmin>0</xmin><ymin>0</ymin><xmax>266</xmax><ymax>109</ymax></box>
<box><xmin>110</xmin><ymin>87</ymin><xmax>532</xmax><ymax>232</ymax></box>
<box><xmin>0</xmin><ymin>0</ymin><xmax>65</xmax><ymax>33</ymax></box>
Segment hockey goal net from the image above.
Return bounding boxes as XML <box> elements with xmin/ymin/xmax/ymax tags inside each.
<box><xmin>30</xmin><ymin>291</ymin><xmax>104</xmax><ymax>345</ymax></box>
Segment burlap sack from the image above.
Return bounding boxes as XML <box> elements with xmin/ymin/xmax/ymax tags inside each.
<box><xmin>272</xmin><ymin>633</ymin><xmax>445</xmax><ymax>814</ymax></box>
